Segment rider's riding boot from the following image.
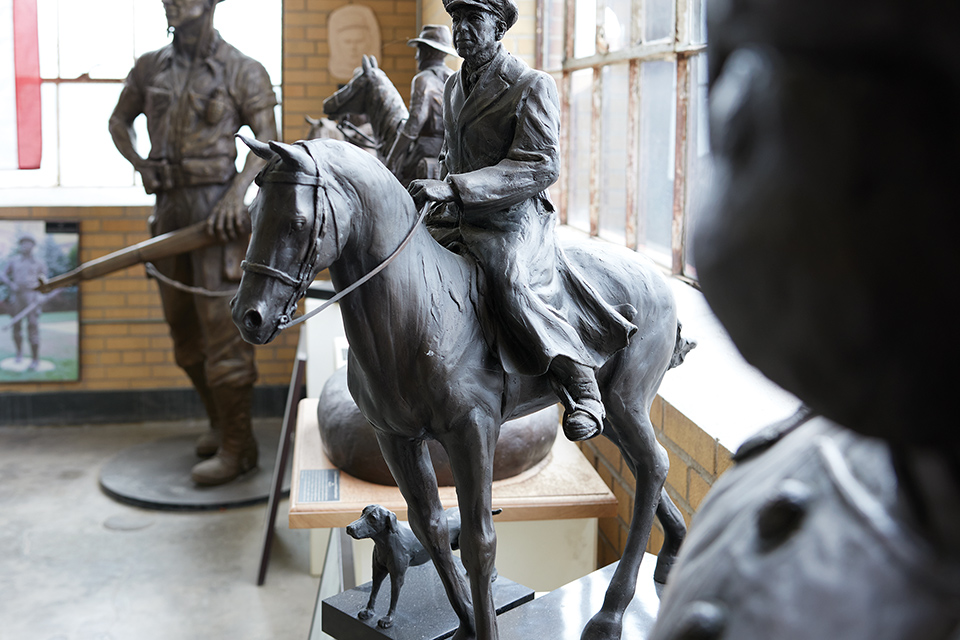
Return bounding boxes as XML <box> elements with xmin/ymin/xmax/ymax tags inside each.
<box><xmin>550</xmin><ymin>357</ymin><xmax>604</xmax><ymax>442</ymax></box>
<box><xmin>190</xmin><ymin>385</ymin><xmax>258</xmax><ymax>486</ymax></box>
<box><xmin>183</xmin><ymin>363</ymin><xmax>221</xmax><ymax>457</ymax></box>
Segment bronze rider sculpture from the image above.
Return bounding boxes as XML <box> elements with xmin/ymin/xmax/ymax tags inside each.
<box><xmin>408</xmin><ymin>0</ymin><xmax>636</xmax><ymax>442</ymax></box>
<box><xmin>108</xmin><ymin>0</ymin><xmax>278</xmax><ymax>485</ymax></box>
<box><xmin>384</xmin><ymin>25</ymin><xmax>458</xmax><ymax>186</ymax></box>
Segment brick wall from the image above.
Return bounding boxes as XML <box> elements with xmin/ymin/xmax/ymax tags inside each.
<box><xmin>281</xmin><ymin>0</ymin><xmax>420</xmax><ymax>144</ymax></box>
<box><xmin>419</xmin><ymin>0</ymin><xmax>535</xmax><ymax>68</ymax></box>
<box><xmin>0</xmin><ymin>206</ymin><xmax>300</xmax><ymax>396</ymax></box>
<box><xmin>580</xmin><ymin>396</ymin><xmax>736</xmax><ymax>568</ymax></box>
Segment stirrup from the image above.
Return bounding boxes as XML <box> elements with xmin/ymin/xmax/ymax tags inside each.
<box><xmin>555</xmin><ymin>384</ymin><xmax>604</xmax><ymax>442</ymax></box>
<box><xmin>562</xmin><ymin>404</ymin><xmax>603</xmax><ymax>441</ymax></box>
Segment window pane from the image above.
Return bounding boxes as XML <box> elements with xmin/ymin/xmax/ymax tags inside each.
<box><xmin>36</xmin><ymin>0</ymin><xmax>58</xmax><ymax>78</ymax></box>
<box><xmin>133</xmin><ymin>0</ymin><xmax>170</xmax><ymax>58</ymax></box>
<box><xmin>540</xmin><ymin>0</ymin><xmax>565</xmax><ymax>70</ymax></box>
<box><xmin>643</xmin><ymin>0</ymin><xmax>674</xmax><ymax>42</ymax></box>
<box><xmin>601</xmin><ymin>0</ymin><xmax>631</xmax><ymax>53</ymax></box>
<box><xmin>566</xmin><ymin>69</ymin><xmax>593</xmax><ymax>232</ymax></box>
<box><xmin>599</xmin><ymin>63</ymin><xmax>629</xmax><ymax>243</ymax></box>
<box><xmin>216</xmin><ymin>0</ymin><xmax>282</xmax><ymax>85</ymax></box>
<box><xmin>58</xmin><ymin>83</ymin><xmax>136</xmax><ymax>187</ymax></box>
<box><xmin>636</xmin><ymin>59</ymin><xmax>675</xmax><ymax>261</ymax></box>
<box><xmin>689</xmin><ymin>0</ymin><xmax>708</xmax><ymax>45</ymax></box>
<box><xmin>0</xmin><ymin>83</ymin><xmax>59</xmax><ymax>188</ymax></box>
<box><xmin>59</xmin><ymin>0</ymin><xmax>136</xmax><ymax>79</ymax></box>
<box><xmin>574</xmin><ymin>0</ymin><xmax>597</xmax><ymax>58</ymax></box>
<box><xmin>684</xmin><ymin>52</ymin><xmax>711</xmax><ymax>276</ymax></box>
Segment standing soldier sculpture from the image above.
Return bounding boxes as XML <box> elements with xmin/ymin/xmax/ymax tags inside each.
<box><xmin>1</xmin><ymin>234</ymin><xmax>47</xmax><ymax>371</ymax></box>
<box><xmin>108</xmin><ymin>0</ymin><xmax>278</xmax><ymax>485</ymax></box>
<box><xmin>384</xmin><ymin>25</ymin><xmax>458</xmax><ymax>185</ymax></box>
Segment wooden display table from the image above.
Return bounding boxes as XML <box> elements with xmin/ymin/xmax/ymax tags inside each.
<box><xmin>289</xmin><ymin>398</ymin><xmax>618</xmax><ymax>529</ymax></box>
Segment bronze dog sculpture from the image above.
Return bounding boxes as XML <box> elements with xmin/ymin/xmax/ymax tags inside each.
<box><xmin>347</xmin><ymin>504</ymin><xmax>499</xmax><ymax>629</ymax></box>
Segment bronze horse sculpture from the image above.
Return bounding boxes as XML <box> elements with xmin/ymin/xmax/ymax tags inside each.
<box><xmin>231</xmin><ymin>136</ymin><xmax>691</xmax><ymax>640</ymax></box>
<box><xmin>322</xmin><ymin>56</ymin><xmax>416</xmax><ymax>177</ymax></box>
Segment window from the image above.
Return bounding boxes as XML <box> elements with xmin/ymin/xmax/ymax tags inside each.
<box><xmin>538</xmin><ymin>0</ymin><xmax>709</xmax><ymax>278</ymax></box>
<box><xmin>0</xmin><ymin>0</ymin><xmax>281</xmax><ymax>202</ymax></box>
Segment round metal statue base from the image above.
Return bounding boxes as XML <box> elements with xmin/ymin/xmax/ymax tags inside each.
<box><xmin>99</xmin><ymin>423</ymin><xmax>289</xmax><ymax>511</ymax></box>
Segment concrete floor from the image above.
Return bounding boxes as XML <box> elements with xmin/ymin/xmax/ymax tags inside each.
<box><xmin>0</xmin><ymin>419</ymin><xmax>321</xmax><ymax>640</ymax></box>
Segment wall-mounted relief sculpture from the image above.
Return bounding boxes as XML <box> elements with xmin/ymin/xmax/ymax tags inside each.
<box><xmin>328</xmin><ymin>5</ymin><xmax>382</xmax><ymax>81</ymax></box>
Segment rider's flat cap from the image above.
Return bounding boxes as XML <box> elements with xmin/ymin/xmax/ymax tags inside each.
<box><xmin>443</xmin><ymin>0</ymin><xmax>518</xmax><ymax>31</ymax></box>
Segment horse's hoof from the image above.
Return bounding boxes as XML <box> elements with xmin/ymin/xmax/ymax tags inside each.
<box><xmin>580</xmin><ymin>611</ymin><xmax>622</xmax><ymax>640</ymax></box>
<box><xmin>377</xmin><ymin>617</ymin><xmax>394</xmax><ymax>629</ymax></box>
<box><xmin>358</xmin><ymin>609</ymin><xmax>374</xmax><ymax>621</ymax></box>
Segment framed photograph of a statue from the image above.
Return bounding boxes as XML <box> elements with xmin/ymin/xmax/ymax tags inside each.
<box><xmin>0</xmin><ymin>219</ymin><xmax>79</xmax><ymax>382</ymax></box>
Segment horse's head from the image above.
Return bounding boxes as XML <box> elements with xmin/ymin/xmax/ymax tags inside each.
<box><xmin>323</xmin><ymin>55</ymin><xmax>383</xmax><ymax>119</ymax></box>
<box><xmin>231</xmin><ymin>136</ymin><xmax>349</xmax><ymax>345</ymax></box>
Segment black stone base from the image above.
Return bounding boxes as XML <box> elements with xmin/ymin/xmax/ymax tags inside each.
<box><xmin>322</xmin><ymin>559</ymin><xmax>534</xmax><ymax>640</ymax></box>
<box><xmin>99</xmin><ymin>423</ymin><xmax>290</xmax><ymax>511</ymax></box>
<box><xmin>497</xmin><ymin>555</ymin><xmax>663</xmax><ymax>639</ymax></box>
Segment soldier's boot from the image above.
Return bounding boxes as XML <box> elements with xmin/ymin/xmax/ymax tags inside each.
<box><xmin>28</xmin><ymin>342</ymin><xmax>40</xmax><ymax>370</ymax></box>
<box><xmin>550</xmin><ymin>357</ymin><xmax>604</xmax><ymax>442</ymax></box>
<box><xmin>13</xmin><ymin>335</ymin><xmax>22</xmax><ymax>363</ymax></box>
<box><xmin>183</xmin><ymin>363</ymin><xmax>221</xmax><ymax>457</ymax></box>
<box><xmin>190</xmin><ymin>385</ymin><xmax>258</xmax><ymax>486</ymax></box>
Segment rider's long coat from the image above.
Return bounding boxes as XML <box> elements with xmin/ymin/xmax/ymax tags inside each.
<box><xmin>436</xmin><ymin>46</ymin><xmax>636</xmax><ymax>376</ymax></box>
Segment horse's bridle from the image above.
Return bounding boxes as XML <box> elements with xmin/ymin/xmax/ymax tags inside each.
<box><xmin>241</xmin><ymin>145</ymin><xmax>429</xmax><ymax>331</ymax></box>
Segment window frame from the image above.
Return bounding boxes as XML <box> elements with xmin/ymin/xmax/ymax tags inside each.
<box><xmin>538</xmin><ymin>0</ymin><xmax>707</xmax><ymax>279</ymax></box>
<box><xmin>0</xmin><ymin>0</ymin><xmax>282</xmax><ymax>207</ymax></box>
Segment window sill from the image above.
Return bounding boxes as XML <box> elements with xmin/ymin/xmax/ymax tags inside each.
<box><xmin>659</xmin><ymin>277</ymin><xmax>801</xmax><ymax>453</ymax></box>
<box><xmin>0</xmin><ymin>187</ymin><xmax>154</xmax><ymax>208</ymax></box>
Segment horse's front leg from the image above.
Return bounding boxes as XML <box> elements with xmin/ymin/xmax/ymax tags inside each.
<box><xmin>442</xmin><ymin>410</ymin><xmax>501</xmax><ymax>640</ymax></box>
<box><xmin>374</xmin><ymin>431</ymin><xmax>475</xmax><ymax>638</ymax></box>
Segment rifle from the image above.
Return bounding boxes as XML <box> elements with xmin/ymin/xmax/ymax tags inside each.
<box><xmin>34</xmin><ymin>221</ymin><xmax>217</xmax><ymax>294</ymax></box>
<box><xmin>1</xmin><ymin>289</ymin><xmax>62</xmax><ymax>331</ymax></box>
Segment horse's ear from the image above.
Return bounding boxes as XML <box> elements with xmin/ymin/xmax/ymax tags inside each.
<box><xmin>304</xmin><ymin>115</ymin><xmax>320</xmax><ymax>126</ymax></box>
<box><xmin>268</xmin><ymin>140</ymin><xmax>315</xmax><ymax>174</ymax></box>
<box><xmin>237</xmin><ymin>134</ymin><xmax>277</xmax><ymax>161</ymax></box>
<box><xmin>361</xmin><ymin>55</ymin><xmax>372</xmax><ymax>73</ymax></box>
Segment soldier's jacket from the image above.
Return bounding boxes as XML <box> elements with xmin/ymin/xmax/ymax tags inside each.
<box><xmin>4</xmin><ymin>253</ymin><xmax>46</xmax><ymax>291</ymax></box>
<box><xmin>116</xmin><ymin>31</ymin><xmax>277</xmax><ymax>190</ymax></box>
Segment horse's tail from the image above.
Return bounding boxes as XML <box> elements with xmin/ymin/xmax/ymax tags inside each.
<box><xmin>669</xmin><ymin>320</ymin><xmax>697</xmax><ymax>369</ymax></box>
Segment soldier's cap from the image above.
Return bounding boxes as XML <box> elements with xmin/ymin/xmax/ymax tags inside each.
<box><xmin>408</xmin><ymin>25</ymin><xmax>458</xmax><ymax>57</ymax></box>
<box><xmin>17</xmin><ymin>234</ymin><xmax>36</xmax><ymax>245</ymax></box>
<box><xmin>443</xmin><ymin>0</ymin><xmax>518</xmax><ymax>31</ymax></box>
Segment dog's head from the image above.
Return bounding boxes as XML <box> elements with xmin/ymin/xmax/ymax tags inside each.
<box><xmin>346</xmin><ymin>504</ymin><xmax>396</xmax><ymax>540</ymax></box>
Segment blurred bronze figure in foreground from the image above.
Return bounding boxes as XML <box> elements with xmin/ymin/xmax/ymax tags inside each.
<box><xmin>650</xmin><ymin>1</ymin><xmax>960</xmax><ymax>638</ymax></box>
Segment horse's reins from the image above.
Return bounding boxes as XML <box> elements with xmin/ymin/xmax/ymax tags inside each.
<box><xmin>241</xmin><ymin>153</ymin><xmax>429</xmax><ymax>331</ymax></box>
<box><xmin>337</xmin><ymin>120</ymin><xmax>382</xmax><ymax>150</ymax></box>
